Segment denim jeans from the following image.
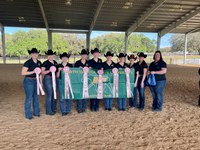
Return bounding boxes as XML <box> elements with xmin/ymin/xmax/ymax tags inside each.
<box><xmin>104</xmin><ymin>98</ymin><xmax>113</xmax><ymax>109</ymax></box>
<box><xmin>58</xmin><ymin>79</ymin><xmax>72</xmax><ymax>113</ymax></box>
<box><xmin>23</xmin><ymin>77</ymin><xmax>40</xmax><ymax>119</ymax></box>
<box><xmin>43</xmin><ymin>76</ymin><xmax>57</xmax><ymax>114</ymax></box>
<box><xmin>129</xmin><ymin>87</ymin><xmax>138</xmax><ymax>108</ymax></box>
<box><xmin>77</xmin><ymin>99</ymin><xmax>87</xmax><ymax>111</ymax></box>
<box><xmin>117</xmin><ymin>98</ymin><xmax>126</xmax><ymax>110</ymax></box>
<box><xmin>136</xmin><ymin>76</ymin><xmax>146</xmax><ymax>109</ymax></box>
<box><xmin>149</xmin><ymin>80</ymin><xmax>166</xmax><ymax>111</ymax></box>
<box><xmin>90</xmin><ymin>99</ymin><xmax>100</xmax><ymax>111</ymax></box>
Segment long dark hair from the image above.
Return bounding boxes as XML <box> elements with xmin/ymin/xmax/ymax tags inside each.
<box><xmin>153</xmin><ymin>50</ymin><xmax>163</xmax><ymax>61</ymax></box>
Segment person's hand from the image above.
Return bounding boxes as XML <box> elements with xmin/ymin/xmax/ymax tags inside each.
<box><xmin>58</xmin><ymin>67</ymin><xmax>62</xmax><ymax>72</ymax></box>
<box><xmin>151</xmin><ymin>71</ymin><xmax>156</xmax><ymax>74</ymax></box>
<box><xmin>134</xmin><ymin>83</ymin><xmax>137</xmax><ymax>88</ymax></box>
<box><xmin>141</xmin><ymin>82</ymin><xmax>144</xmax><ymax>88</ymax></box>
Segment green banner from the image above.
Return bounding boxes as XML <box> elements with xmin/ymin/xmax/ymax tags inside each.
<box><xmin>61</xmin><ymin>68</ymin><xmax>135</xmax><ymax>99</ymax></box>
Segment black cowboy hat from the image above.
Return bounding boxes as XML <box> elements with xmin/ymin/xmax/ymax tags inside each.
<box><xmin>104</xmin><ymin>51</ymin><xmax>114</xmax><ymax>57</ymax></box>
<box><xmin>79</xmin><ymin>49</ymin><xmax>89</xmax><ymax>55</ymax></box>
<box><xmin>91</xmin><ymin>48</ymin><xmax>101</xmax><ymax>54</ymax></box>
<box><xmin>45</xmin><ymin>49</ymin><xmax>56</xmax><ymax>55</ymax></box>
<box><xmin>27</xmin><ymin>48</ymin><xmax>40</xmax><ymax>54</ymax></box>
<box><xmin>116</xmin><ymin>53</ymin><xmax>127</xmax><ymax>58</ymax></box>
<box><xmin>60</xmin><ymin>52</ymin><xmax>71</xmax><ymax>59</ymax></box>
<box><xmin>128</xmin><ymin>54</ymin><xmax>137</xmax><ymax>60</ymax></box>
<box><xmin>137</xmin><ymin>52</ymin><xmax>147</xmax><ymax>58</ymax></box>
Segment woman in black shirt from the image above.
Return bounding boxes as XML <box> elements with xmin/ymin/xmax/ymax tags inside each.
<box><xmin>57</xmin><ymin>52</ymin><xmax>73</xmax><ymax>116</ymax></box>
<box><xmin>21</xmin><ymin>48</ymin><xmax>42</xmax><ymax>119</ymax></box>
<box><xmin>74</xmin><ymin>49</ymin><xmax>90</xmax><ymax>113</ymax></box>
<box><xmin>41</xmin><ymin>49</ymin><xmax>58</xmax><ymax>115</ymax></box>
<box><xmin>102</xmin><ymin>51</ymin><xmax>115</xmax><ymax>111</ymax></box>
<box><xmin>88</xmin><ymin>48</ymin><xmax>102</xmax><ymax>112</ymax></box>
<box><xmin>149</xmin><ymin>50</ymin><xmax>167</xmax><ymax>111</ymax></box>
<box><xmin>135</xmin><ymin>52</ymin><xmax>148</xmax><ymax>110</ymax></box>
<box><xmin>127</xmin><ymin>54</ymin><xmax>139</xmax><ymax>108</ymax></box>
<box><xmin>115</xmin><ymin>53</ymin><xmax>128</xmax><ymax>111</ymax></box>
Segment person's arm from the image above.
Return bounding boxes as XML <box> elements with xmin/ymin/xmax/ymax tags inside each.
<box><xmin>56</xmin><ymin>67</ymin><xmax>62</xmax><ymax>78</ymax></box>
<box><xmin>41</xmin><ymin>67</ymin><xmax>50</xmax><ymax>75</ymax></box>
<box><xmin>141</xmin><ymin>68</ymin><xmax>147</xmax><ymax>88</ymax></box>
<box><xmin>151</xmin><ymin>68</ymin><xmax>167</xmax><ymax>75</ymax></box>
<box><xmin>21</xmin><ymin>67</ymin><xmax>34</xmax><ymax>76</ymax></box>
<box><xmin>134</xmin><ymin>71</ymin><xmax>139</xmax><ymax>87</ymax></box>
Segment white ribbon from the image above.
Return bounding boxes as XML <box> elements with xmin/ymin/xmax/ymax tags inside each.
<box><xmin>50</xmin><ymin>66</ymin><xmax>57</xmax><ymax>99</ymax></box>
<box><xmin>112</xmin><ymin>68</ymin><xmax>119</xmax><ymax>98</ymax></box>
<box><xmin>63</xmin><ymin>67</ymin><xmax>74</xmax><ymax>99</ymax></box>
<box><xmin>97</xmin><ymin>70</ymin><xmax>104</xmax><ymax>99</ymax></box>
<box><xmin>82</xmin><ymin>67</ymin><xmax>89</xmax><ymax>99</ymax></box>
<box><xmin>125</xmin><ymin>68</ymin><xmax>133</xmax><ymax>98</ymax></box>
<box><xmin>34</xmin><ymin>67</ymin><xmax>45</xmax><ymax>95</ymax></box>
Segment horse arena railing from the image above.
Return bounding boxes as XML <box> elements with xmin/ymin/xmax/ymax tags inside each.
<box><xmin>0</xmin><ymin>55</ymin><xmax>199</xmax><ymax>65</ymax></box>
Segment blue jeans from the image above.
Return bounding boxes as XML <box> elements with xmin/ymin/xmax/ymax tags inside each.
<box><xmin>149</xmin><ymin>80</ymin><xmax>166</xmax><ymax>111</ymax></box>
<box><xmin>117</xmin><ymin>98</ymin><xmax>126</xmax><ymax>110</ymax></box>
<box><xmin>77</xmin><ymin>99</ymin><xmax>87</xmax><ymax>111</ymax></box>
<box><xmin>136</xmin><ymin>76</ymin><xmax>146</xmax><ymax>109</ymax></box>
<box><xmin>90</xmin><ymin>99</ymin><xmax>100</xmax><ymax>111</ymax></box>
<box><xmin>104</xmin><ymin>98</ymin><xmax>113</xmax><ymax>109</ymax></box>
<box><xmin>43</xmin><ymin>76</ymin><xmax>57</xmax><ymax>114</ymax></box>
<box><xmin>23</xmin><ymin>77</ymin><xmax>40</xmax><ymax>119</ymax></box>
<box><xmin>58</xmin><ymin>79</ymin><xmax>72</xmax><ymax>113</ymax></box>
<box><xmin>129</xmin><ymin>87</ymin><xmax>138</xmax><ymax>108</ymax></box>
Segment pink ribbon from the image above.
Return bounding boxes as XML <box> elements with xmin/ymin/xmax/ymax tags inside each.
<box><xmin>82</xmin><ymin>67</ymin><xmax>89</xmax><ymax>99</ymax></box>
<box><xmin>97</xmin><ymin>70</ymin><xmax>104</xmax><ymax>99</ymax></box>
<box><xmin>125</xmin><ymin>68</ymin><xmax>133</xmax><ymax>98</ymax></box>
<box><xmin>50</xmin><ymin>66</ymin><xmax>57</xmax><ymax>99</ymax></box>
<box><xmin>112</xmin><ymin>68</ymin><xmax>119</xmax><ymax>98</ymax></box>
<box><xmin>34</xmin><ymin>67</ymin><xmax>45</xmax><ymax>95</ymax></box>
<box><xmin>63</xmin><ymin>67</ymin><xmax>74</xmax><ymax>99</ymax></box>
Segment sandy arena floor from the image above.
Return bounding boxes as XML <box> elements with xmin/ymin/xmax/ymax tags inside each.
<box><xmin>0</xmin><ymin>64</ymin><xmax>199</xmax><ymax>150</ymax></box>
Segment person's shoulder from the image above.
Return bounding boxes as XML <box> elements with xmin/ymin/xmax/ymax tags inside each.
<box><xmin>68</xmin><ymin>63</ymin><xmax>73</xmax><ymax>67</ymax></box>
<box><xmin>53</xmin><ymin>60</ymin><xmax>58</xmax><ymax>65</ymax></box>
<box><xmin>160</xmin><ymin>60</ymin><xmax>167</xmax><ymax>67</ymax></box>
<box><xmin>98</xmin><ymin>58</ymin><xmax>102</xmax><ymax>62</ymax></box>
<box><xmin>143</xmin><ymin>61</ymin><xmax>148</xmax><ymax>67</ymax></box>
<box><xmin>23</xmin><ymin>58</ymin><xmax>31</xmax><ymax>67</ymax></box>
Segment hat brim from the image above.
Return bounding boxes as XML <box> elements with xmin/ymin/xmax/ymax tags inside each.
<box><xmin>104</xmin><ymin>54</ymin><xmax>114</xmax><ymax>57</ymax></box>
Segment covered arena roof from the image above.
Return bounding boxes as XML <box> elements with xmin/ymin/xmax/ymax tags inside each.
<box><xmin>1</xmin><ymin>0</ymin><xmax>200</xmax><ymax>36</ymax></box>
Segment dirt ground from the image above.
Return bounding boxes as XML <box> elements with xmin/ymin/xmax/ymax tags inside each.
<box><xmin>0</xmin><ymin>64</ymin><xmax>199</xmax><ymax>150</ymax></box>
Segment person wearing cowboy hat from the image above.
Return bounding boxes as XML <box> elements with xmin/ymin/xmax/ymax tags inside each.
<box><xmin>74</xmin><ymin>49</ymin><xmax>90</xmax><ymax>113</ymax></box>
<box><xmin>21</xmin><ymin>48</ymin><xmax>42</xmax><ymax>119</ymax></box>
<box><xmin>128</xmin><ymin>54</ymin><xmax>140</xmax><ymax>109</ymax></box>
<box><xmin>88</xmin><ymin>48</ymin><xmax>102</xmax><ymax>112</ymax></box>
<box><xmin>57</xmin><ymin>52</ymin><xmax>73</xmax><ymax>116</ymax></box>
<box><xmin>102</xmin><ymin>51</ymin><xmax>116</xmax><ymax>111</ymax></box>
<box><xmin>115</xmin><ymin>53</ymin><xmax>128</xmax><ymax>111</ymax></box>
<box><xmin>135</xmin><ymin>52</ymin><xmax>148</xmax><ymax>110</ymax></box>
<box><xmin>41</xmin><ymin>49</ymin><xmax>58</xmax><ymax>115</ymax></box>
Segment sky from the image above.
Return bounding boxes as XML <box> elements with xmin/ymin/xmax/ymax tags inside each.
<box><xmin>5</xmin><ymin>27</ymin><xmax>173</xmax><ymax>48</ymax></box>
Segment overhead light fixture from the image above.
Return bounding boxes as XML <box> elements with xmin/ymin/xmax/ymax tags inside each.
<box><xmin>65</xmin><ymin>19</ymin><xmax>71</xmax><ymax>24</ymax></box>
<box><xmin>122</xmin><ymin>1</ymin><xmax>133</xmax><ymax>9</ymax></box>
<box><xmin>110</xmin><ymin>22</ymin><xmax>118</xmax><ymax>27</ymax></box>
<box><xmin>65</xmin><ymin>0</ymin><xmax>72</xmax><ymax>6</ymax></box>
<box><xmin>18</xmin><ymin>17</ymin><xmax>26</xmax><ymax>22</ymax></box>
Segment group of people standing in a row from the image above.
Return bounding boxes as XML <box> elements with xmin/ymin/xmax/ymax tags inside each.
<box><xmin>21</xmin><ymin>48</ymin><xmax>167</xmax><ymax>120</ymax></box>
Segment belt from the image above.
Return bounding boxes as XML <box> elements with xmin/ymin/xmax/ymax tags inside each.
<box><xmin>25</xmin><ymin>77</ymin><xmax>36</xmax><ymax>80</ymax></box>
